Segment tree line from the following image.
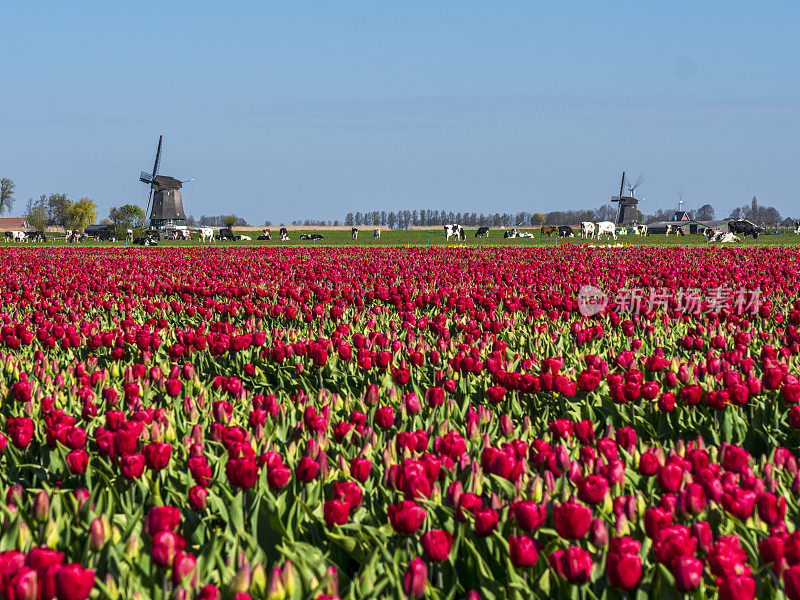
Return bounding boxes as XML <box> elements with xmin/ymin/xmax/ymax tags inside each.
<box><xmin>340</xmin><ymin>198</ymin><xmax>789</xmax><ymax>229</ymax></box>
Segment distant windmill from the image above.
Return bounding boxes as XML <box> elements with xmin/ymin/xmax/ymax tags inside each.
<box><xmin>139</xmin><ymin>135</ymin><xmax>187</xmax><ymax>229</ymax></box>
<box><xmin>611</xmin><ymin>171</ymin><xmax>644</xmax><ymax>224</ymax></box>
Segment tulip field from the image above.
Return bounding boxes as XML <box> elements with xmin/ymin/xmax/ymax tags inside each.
<box><xmin>4</xmin><ymin>244</ymin><xmax>800</xmax><ymax>600</ymax></box>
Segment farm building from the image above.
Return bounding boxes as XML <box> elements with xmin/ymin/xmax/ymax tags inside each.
<box><xmin>647</xmin><ymin>219</ymin><xmax>728</xmax><ymax>235</ymax></box>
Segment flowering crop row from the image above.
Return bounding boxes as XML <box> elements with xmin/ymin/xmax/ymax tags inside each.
<box><xmin>1</xmin><ymin>246</ymin><xmax>800</xmax><ymax>600</ymax></box>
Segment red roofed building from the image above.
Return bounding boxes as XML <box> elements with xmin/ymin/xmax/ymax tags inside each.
<box><xmin>0</xmin><ymin>218</ymin><xmax>28</xmax><ymax>231</ymax></box>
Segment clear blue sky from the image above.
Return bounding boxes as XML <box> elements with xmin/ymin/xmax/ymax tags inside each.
<box><xmin>2</xmin><ymin>1</ymin><xmax>798</xmax><ymax>224</ymax></box>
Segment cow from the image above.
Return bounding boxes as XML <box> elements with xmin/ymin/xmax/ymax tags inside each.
<box><xmin>517</xmin><ymin>231</ymin><xmax>534</xmax><ymax>238</ymax></box>
<box><xmin>351</xmin><ymin>227</ymin><xmax>359</xmax><ymax>239</ymax></box>
<box><xmin>25</xmin><ymin>231</ymin><xmax>46</xmax><ymax>243</ymax></box>
<box><xmin>557</xmin><ymin>226</ymin><xmax>575</xmax><ymax>238</ymax></box>
<box><xmin>236</xmin><ymin>235</ymin><xmax>251</xmax><ymax>241</ymax></box>
<box><xmin>133</xmin><ymin>236</ymin><xmax>158</xmax><ymax>246</ymax></box>
<box><xmin>444</xmin><ymin>224</ymin><xmax>465</xmax><ymax>241</ymax></box>
<box><xmin>66</xmin><ymin>231</ymin><xmax>85</xmax><ymax>243</ymax></box>
<box><xmin>595</xmin><ymin>221</ymin><xmax>617</xmax><ymax>240</ymax></box>
<box><xmin>728</xmin><ymin>219</ymin><xmax>762</xmax><ymax>239</ymax></box>
<box><xmin>795</xmin><ymin>222</ymin><xmax>800</xmax><ymax>234</ymax></box>
<box><xmin>704</xmin><ymin>228</ymin><xmax>724</xmax><ymax>242</ymax></box>
<box><xmin>199</xmin><ymin>227</ymin><xmax>214</xmax><ymax>243</ymax></box>
<box><xmin>503</xmin><ymin>229</ymin><xmax>518</xmax><ymax>239</ymax></box>
<box><xmin>632</xmin><ymin>224</ymin><xmax>648</xmax><ymax>236</ymax></box>
<box><xmin>579</xmin><ymin>222</ymin><xmax>595</xmax><ymax>239</ymax></box>
<box><xmin>125</xmin><ymin>229</ymin><xmax>134</xmax><ymax>243</ymax></box>
<box><xmin>300</xmin><ymin>234</ymin><xmax>324</xmax><ymax>240</ymax></box>
<box><xmin>279</xmin><ymin>227</ymin><xmax>289</xmax><ymax>241</ymax></box>
<box><xmin>540</xmin><ymin>226</ymin><xmax>557</xmax><ymax>237</ymax></box>
<box><xmin>475</xmin><ymin>226</ymin><xmax>490</xmax><ymax>238</ymax></box>
<box><xmin>710</xmin><ymin>232</ymin><xmax>740</xmax><ymax>243</ymax></box>
<box><xmin>261</xmin><ymin>229</ymin><xmax>271</xmax><ymax>240</ymax></box>
<box><xmin>6</xmin><ymin>231</ymin><xmax>26</xmax><ymax>243</ymax></box>
<box><xmin>373</xmin><ymin>228</ymin><xmax>381</xmax><ymax>239</ymax></box>
<box><xmin>666</xmin><ymin>224</ymin><xmax>685</xmax><ymax>236</ymax></box>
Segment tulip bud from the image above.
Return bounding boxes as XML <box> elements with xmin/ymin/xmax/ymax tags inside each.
<box><xmin>105</xmin><ymin>574</ymin><xmax>120</xmax><ymax>600</ymax></box>
<box><xmin>266</xmin><ymin>566</ymin><xmax>285</xmax><ymax>600</ymax></box>
<box><xmin>251</xmin><ymin>564</ymin><xmax>267</xmax><ymax>598</ymax></box>
<box><xmin>125</xmin><ymin>532</ymin><xmax>141</xmax><ymax>558</ymax></box>
<box><xmin>281</xmin><ymin>561</ymin><xmax>296</xmax><ymax>598</ymax></box>
<box><xmin>589</xmin><ymin>518</ymin><xmax>608</xmax><ymax>547</ymax></box>
<box><xmin>614</xmin><ymin>513</ymin><xmax>629</xmax><ymax>536</ymax></box>
<box><xmin>44</xmin><ymin>519</ymin><xmax>59</xmax><ymax>548</ymax></box>
<box><xmin>90</xmin><ymin>518</ymin><xmax>106</xmax><ymax>550</ymax></box>
<box><xmin>17</xmin><ymin>521</ymin><xmax>31</xmax><ymax>551</ymax></box>
<box><xmin>33</xmin><ymin>490</ymin><xmax>50</xmax><ymax>523</ymax></box>
<box><xmin>229</xmin><ymin>565</ymin><xmax>250</xmax><ymax>594</ymax></box>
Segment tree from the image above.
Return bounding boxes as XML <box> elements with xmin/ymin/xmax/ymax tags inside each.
<box><xmin>533</xmin><ymin>213</ymin><xmax>546</xmax><ymax>226</ymax></box>
<box><xmin>695</xmin><ymin>204</ymin><xmax>715</xmax><ymax>221</ymax></box>
<box><xmin>65</xmin><ymin>198</ymin><xmax>97</xmax><ymax>231</ymax></box>
<box><xmin>387</xmin><ymin>212</ymin><xmax>396</xmax><ymax>230</ymax></box>
<box><xmin>0</xmin><ymin>179</ymin><xmax>15</xmax><ymax>214</ymax></box>
<box><xmin>109</xmin><ymin>204</ymin><xmax>145</xmax><ymax>231</ymax></box>
<box><xmin>26</xmin><ymin>204</ymin><xmax>48</xmax><ymax>232</ymax></box>
<box><xmin>729</xmin><ymin>207</ymin><xmax>742</xmax><ymax>219</ymax></box>
<box><xmin>345</xmin><ymin>213</ymin><xmax>354</xmax><ymax>226</ymax></box>
<box><xmin>223</xmin><ymin>215</ymin><xmax>237</xmax><ymax>228</ymax></box>
<box><xmin>47</xmin><ymin>193</ymin><xmax>72</xmax><ymax>226</ymax></box>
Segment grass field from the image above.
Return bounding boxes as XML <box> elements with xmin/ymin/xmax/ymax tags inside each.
<box><xmin>5</xmin><ymin>228</ymin><xmax>800</xmax><ymax>248</ymax></box>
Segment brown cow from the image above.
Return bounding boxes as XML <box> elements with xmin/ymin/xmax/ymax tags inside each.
<box><xmin>540</xmin><ymin>226</ymin><xmax>557</xmax><ymax>237</ymax></box>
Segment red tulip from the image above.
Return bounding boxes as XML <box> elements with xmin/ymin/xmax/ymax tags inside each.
<box><xmin>387</xmin><ymin>500</ymin><xmax>426</xmax><ymax>534</ymax></box>
<box><xmin>554</xmin><ymin>501</ymin><xmax>592</xmax><ymax>539</ymax></box>
<box><xmin>54</xmin><ymin>563</ymin><xmax>95</xmax><ymax>600</ymax></box>
<box><xmin>402</xmin><ymin>558</ymin><xmax>427</xmax><ymax>598</ymax></box>
<box><xmin>509</xmin><ymin>535</ymin><xmax>539</xmax><ymax>568</ymax></box>
<box><xmin>421</xmin><ymin>530</ymin><xmax>453</xmax><ymax>562</ymax></box>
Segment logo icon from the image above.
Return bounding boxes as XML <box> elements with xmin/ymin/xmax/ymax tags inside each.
<box><xmin>578</xmin><ymin>285</ymin><xmax>608</xmax><ymax>317</ymax></box>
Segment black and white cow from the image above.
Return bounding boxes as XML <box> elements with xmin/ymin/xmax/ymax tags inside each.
<box><xmin>300</xmin><ymin>233</ymin><xmax>324</xmax><ymax>241</ymax></box>
<box><xmin>728</xmin><ymin>219</ymin><xmax>762</xmax><ymax>239</ymax></box>
<box><xmin>632</xmin><ymin>224</ymin><xmax>648</xmax><ymax>236</ymax></box>
<box><xmin>557</xmin><ymin>226</ymin><xmax>575</xmax><ymax>238</ymax></box>
<box><xmin>503</xmin><ymin>229</ymin><xmax>518</xmax><ymax>239</ymax></box>
<box><xmin>475</xmin><ymin>226</ymin><xmax>490</xmax><ymax>238</ymax></box>
<box><xmin>579</xmin><ymin>222</ymin><xmax>595</xmax><ymax>239</ymax></box>
<box><xmin>26</xmin><ymin>231</ymin><xmax>46</xmax><ymax>243</ymax></box>
<box><xmin>666</xmin><ymin>224</ymin><xmax>685</xmax><ymax>236</ymax></box>
<box><xmin>444</xmin><ymin>224</ymin><xmax>465</xmax><ymax>241</ymax></box>
<box><xmin>373</xmin><ymin>228</ymin><xmax>381</xmax><ymax>239</ymax></box>
<box><xmin>351</xmin><ymin>227</ymin><xmax>359</xmax><ymax>239</ymax></box>
<box><xmin>795</xmin><ymin>222</ymin><xmax>800</xmax><ymax>234</ymax></box>
<box><xmin>279</xmin><ymin>227</ymin><xmax>289</xmax><ymax>241</ymax></box>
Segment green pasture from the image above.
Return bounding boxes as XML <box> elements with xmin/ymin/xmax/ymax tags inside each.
<box><xmin>6</xmin><ymin>228</ymin><xmax>800</xmax><ymax>248</ymax></box>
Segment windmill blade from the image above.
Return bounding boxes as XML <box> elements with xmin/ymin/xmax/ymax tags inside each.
<box><xmin>144</xmin><ymin>187</ymin><xmax>154</xmax><ymax>225</ymax></box>
<box><xmin>618</xmin><ymin>172</ymin><xmax>626</xmax><ymax>199</ymax></box>
<box><xmin>151</xmin><ymin>135</ymin><xmax>163</xmax><ymax>181</ymax></box>
<box><xmin>139</xmin><ymin>171</ymin><xmax>154</xmax><ymax>184</ymax></box>
<box><xmin>629</xmin><ymin>172</ymin><xmax>645</xmax><ymax>191</ymax></box>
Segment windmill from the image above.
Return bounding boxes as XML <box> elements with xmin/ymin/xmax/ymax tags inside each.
<box><xmin>139</xmin><ymin>135</ymin><xmax>187</xmax><ymax>229</ymax></box>
<box><xmin>610</xmin><ymin>171</ymin><xmax>644</xmax><ymax>224</ymax></box>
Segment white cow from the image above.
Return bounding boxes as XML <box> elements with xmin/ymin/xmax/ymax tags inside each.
<box><xmin>710</xmin><ymin>232</ymin><xmax>739</xmax><ymax>243</ymax></box>
<box><xmin>632</xmin><ymin>224</ymin><xmax>648</xmax><ymax>236</ymax></box>
<box><xmin>595</xmin><ymin>221</ymin><xmax>617</xmax><ymax>240</ymax></box>
<box><xmin>10</xmin><ymin>231</ymin><xmax>26</xmax><ymax>243</ymax></box>
<box><xmin>444</xmin><ymin>224</ymin><xmax>465</xmax><ymax>241</ymax></box>
<box><xmin>373</xmin><ymin>228</ymin><xmax>381</xmax><ymax>239</ymax></box>
<box><xmin>239</xmin><ymin>235</ymin><xmax>252</xmax><ymax>241</ymax></box>
<box><xmin>580</xmin><ymin>222</ymin><xmax>595</xmax><ymax>239</ymax></box>
<box><xmin>126</xmin><ymin>229</ymin><xmax>134</xmax><ymax>243</ymax></box>
<box><xmin>199</xmin><ymin>227</ymin><xmax>214</xmax><ymax>243</ymax></box>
